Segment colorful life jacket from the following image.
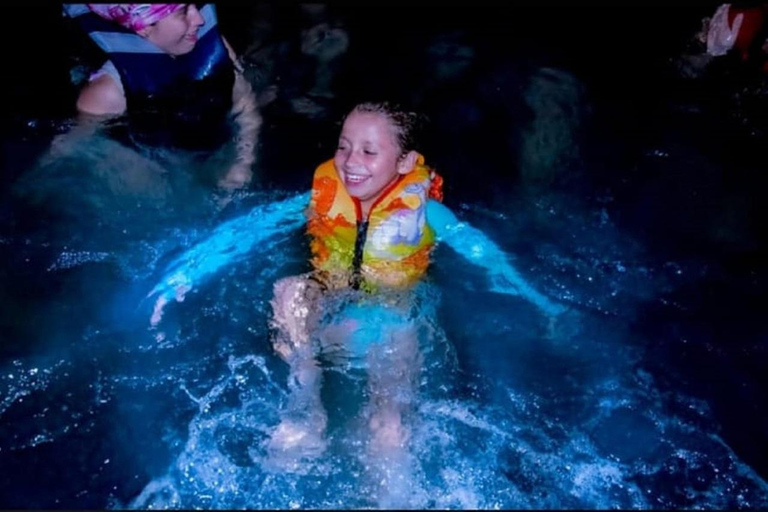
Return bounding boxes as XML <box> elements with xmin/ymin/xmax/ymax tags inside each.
<box><xmin>307</xmin><ymin>154</ymin><xmax>442</xmax><ymax>291</ymax></box>
<box><xmin>63</xmin><ymin>4</ymin><xmax>235</xmax><ymax>149</ymax></box>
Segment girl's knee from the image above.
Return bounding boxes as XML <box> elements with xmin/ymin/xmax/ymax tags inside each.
<box><xmin>271</xmin><ymin>276</ymin><xmax>307</xmax><ymax>319</ymax></box>
<box><xmin>270</xmin><ymin>274</ymin><xmax>325</xmax><ymax>348</ymax></box>
<box><xmin>272</xmin><ymin>275</ymin><xmax>323</xmax><ymax>313</ymax></box>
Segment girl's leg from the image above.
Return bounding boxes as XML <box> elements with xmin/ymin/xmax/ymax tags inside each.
<box><xmin>364</xmin><ymin>324</ymin><xmax>422</xmax><ymax>508</ymax></box>
<box><xmin>365</xmin><ymin>324</ymin><xmax>421</xmax><ymax>455</ymax></box>
<box><xmin>267</xmin><ymin>275</ymin><xmax>328</xmax><ymax>459</ymax></box>
<box><xmin>270</xmin><ymin>275</ymin><xmax>324</xmax><ymax>359</ymax></box>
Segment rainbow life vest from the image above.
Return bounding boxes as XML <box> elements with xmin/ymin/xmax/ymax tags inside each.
<box><xmin>307</xmin><ymin>154</ymin><xmax>440</xmax><ymax>290</ymax></box>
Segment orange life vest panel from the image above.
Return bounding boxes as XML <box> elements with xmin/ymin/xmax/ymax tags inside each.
<box><xmin>307</xmin><ymin>154</ymin><xmax>442</xmax><ymax>290</ymax></box>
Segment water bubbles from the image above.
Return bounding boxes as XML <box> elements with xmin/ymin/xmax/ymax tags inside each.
<box><xmin>47</xmin><ymin>250</ymin><xmax>111</xmax><ymax>272</ymax></box>
<box><xmin>646</xmin><ymin>149</ymin><xmax>670</xmax><ymax>158</ymax></box>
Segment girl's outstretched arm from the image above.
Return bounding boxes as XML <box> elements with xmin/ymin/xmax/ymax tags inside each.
<box><xmin>149</xmin><ymin>191</ymin><xmax>310</xmax><ymax>326</ymax></box>
<box><xmin>427</xmin><ymin>200</ymin><xmax>566</xmax><ymax>316</ymax></box>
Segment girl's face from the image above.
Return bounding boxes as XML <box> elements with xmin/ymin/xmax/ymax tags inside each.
<box><xmin>334</xmin><ymin>111</ymin><xmax>415</xmax><ymax>214</ymax></box>
<box><xmin>140</xmin><ymin>4</ymin><xmax>204</xmax><ymax>56</ymax></box>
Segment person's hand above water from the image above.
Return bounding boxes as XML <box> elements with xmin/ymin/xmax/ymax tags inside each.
<box><xmin>149</xmin><ymin>273</ymin><xmax>192</xmax><ymax>328</ymax></box>
<box><xmin>705</xmin><ymin>4</ymin><xmax>744</xmax><ymax>56</ymax></box>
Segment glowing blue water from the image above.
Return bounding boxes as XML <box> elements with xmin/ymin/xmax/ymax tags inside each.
<box><xmin>4</xmin><ymin>3</ymin><xmax>767</xmax><ymax>506</ymax></box>
<box><xmin>2</xmin><ymin>160</ymin><xmax>767</xmax><ymax>508</ymax></box>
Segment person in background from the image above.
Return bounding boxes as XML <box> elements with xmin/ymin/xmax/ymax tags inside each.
<box><xmin>61</xmin><ymin>3</ymin><xmax>262</xmax><ymax>191</ymax></box>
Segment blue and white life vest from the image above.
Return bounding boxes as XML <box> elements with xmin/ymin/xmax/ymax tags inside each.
<box><xmin>63</xmin><ymin>4</ymin><xmax>235</xmax><ymax>149</ymax></box>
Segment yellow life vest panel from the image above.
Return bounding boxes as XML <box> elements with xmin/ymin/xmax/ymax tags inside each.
<box><xmin>307</xmin><ymin>154</ymin><xmax>438</xmax><ymax>290</ymax></box>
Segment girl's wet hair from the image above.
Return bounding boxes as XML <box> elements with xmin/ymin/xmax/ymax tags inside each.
<box><xmin>350</xmin><ymin>102</ymin><xmax>427</xmax><ymax>153</ymax></box>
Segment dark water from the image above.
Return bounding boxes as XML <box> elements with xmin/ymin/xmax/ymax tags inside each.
<box><xmin>1</xmin><ymin>2</ymin><xmax>767</xmax><ymax>509</ymax></box>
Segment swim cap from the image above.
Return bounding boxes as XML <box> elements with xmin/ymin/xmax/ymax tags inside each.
<box><xmin>86</xmin><ymin>4</ymin><xmax>185</xmax><ymax>32</ymax></box>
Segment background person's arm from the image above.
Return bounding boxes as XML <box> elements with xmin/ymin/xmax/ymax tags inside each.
<box><xmin>45</xmin><ymin>73</ymin><xmax>125</xmax><ymax>161</ymax></box>
<box><xmin>219</xmin><ymin>36</ymin><xmax>262</xmax><ymax>191</ymax></box>
<box><xmin>75</xmin><ymin>72</ymin><xmax>126</xmax><ymax>116</ymax></box>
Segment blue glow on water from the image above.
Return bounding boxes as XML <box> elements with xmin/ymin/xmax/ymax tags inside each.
<box><xmin>2</xmin><ymin>177</ymin><xmax>767</xmax><ymax>508</ymax></box>
<box><xmin>2</xmin><ymin>5</ymin><xmax>768</xmax><ymax>506</ymax></box>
